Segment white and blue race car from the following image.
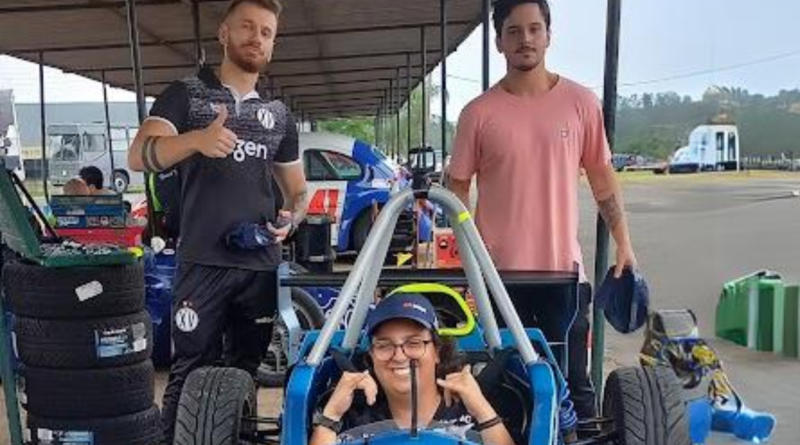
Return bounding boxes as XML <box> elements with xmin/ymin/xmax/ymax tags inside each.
<box><xmin>299</xmin><ymin>132</ymin><xmax>432</xmax><ymax>253</ymax></box>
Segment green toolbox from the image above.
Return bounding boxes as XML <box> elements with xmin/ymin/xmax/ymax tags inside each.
<box><xmin>716</xmin><ymin>270</ymin><xmax>782</xmax><ymax>351</ymax></box>
<box><xmin>0</xmin><ymin>168</ymin><xmax>135</xmax><ymax>267</ymax></box>
<box><xmin>783</xmin><ymin>285</ymin><xmax>799</xmax><ymax>358</ymax></box>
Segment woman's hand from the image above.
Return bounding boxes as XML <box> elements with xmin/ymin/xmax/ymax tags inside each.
<box><xmin>322</xmin><ymin>371</ymin><xmax>378</xmax><ymax>421</ymax></box>
<box><xmin>436</xmin><ymin>365</ymin><xmax>497</xmax><ymax>422</ymax></box>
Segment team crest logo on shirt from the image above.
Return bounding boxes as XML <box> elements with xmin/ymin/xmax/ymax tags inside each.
<box><xmin>257</xmin><ymin>108</ymin><xmax>275</xmax><ymax>130</ymax></box>
<box><xmin>175</xmin><ymin>304</ymin><xmax>200</xmax><ymax>333</ymax></box>
<box><xmin>560</xmin><ymin>127</ymin><xmax>570</xmax><ymax>138</ymax></box>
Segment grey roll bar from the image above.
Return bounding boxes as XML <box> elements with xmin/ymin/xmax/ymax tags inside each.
<box><xmin>306</xmin><ymin>185</ymin><xmax>540</xmax><ymax>365</ymax></box>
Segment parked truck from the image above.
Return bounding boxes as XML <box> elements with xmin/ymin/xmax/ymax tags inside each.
<box><xmin>47</xmin><ymin>123</ymin><xmax>142</xmax><ymax>192</ymax></box>
<box><xmin>669</xmin><ymin>124</ymin><xmax>741</xmax><ymax>173</ymax></box>
<box><xmin>0</xmin><ymin>90</ymin><xmax>26</xmax><ymax>180</ymax></box>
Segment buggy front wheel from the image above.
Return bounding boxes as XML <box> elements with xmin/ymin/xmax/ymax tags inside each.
<box><xmin>174</xmin><ymin>367</ymin><xmax>257</xmax><ymax>445</ymax></box>
<box><xmin>603</xmin><ymin>366</ymin><xmax>690</xmax><ymax>445</ymax></box>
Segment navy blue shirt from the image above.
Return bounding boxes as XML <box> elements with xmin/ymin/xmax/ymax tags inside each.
<box><xmin>148</xmin><ymin>66</ymin><xmax>298</xmax><ymax>270</ymax></box>
<box><xmin>340</xmin><ymin>398</ymin><xmax>480</xmax><ymax>443</ymax></box>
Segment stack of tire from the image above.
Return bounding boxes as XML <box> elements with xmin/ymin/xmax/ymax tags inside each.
<box><xmin>3</xmin><ymin>261</ymin><xmax>161</xmax><ymax>445</ymax></box>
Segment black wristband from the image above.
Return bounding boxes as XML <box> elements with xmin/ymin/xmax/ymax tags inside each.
<box><xmin>475</xmin><ymin>415</ymin><xmax>503</xmax><ymax>432</ymax></box>
<box><xmin>312</xmin><ymin>411</ymin><xmax>342</xmax><ymax>434</ymax></box>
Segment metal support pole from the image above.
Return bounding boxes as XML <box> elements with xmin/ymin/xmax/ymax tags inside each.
<box><xmin>395</xmin><ymin>68</ymin><xmax>401</xmax><ymax>161</ymax></box>
<box><xmin>390</xmin><ymin>79</ymin><xmax>394</xmax><ymax>157</ymax></box>
<box><xmin>482</xmin><ymin>0</ymin><xmax>491</xmax><ymax>91</ymax></box>
<box><xmin>406</xmin><ymin>53</ymin><xmax>412</xmax><ymax>154</ymax></box>
<box><xmin>392</xmin><ymin>85</ymin><xmax>397</xmax><ymax>160</ymax></box>
<box><xmin>592</xmin><ymin>0</ymin><xmax>623</xmax><ymax>400</ymax></box>
<box><xmin>373</xmin><ymin>113</ymin><xmax>379</xmax><ymax>145</ymax></box>
<box><xmin>192</xmin><ymin>0</ymin><xmax>203</xmax><ymax>69</ymax></box>
<box><xmin>385</xmin><ymin>94</ymin><xmax>390</xmax><ymax>153</ymax></box>
<box><xmin>125</xmin><ymin>0</ymin><xmax>156</xmax><ymax>238</ymax></box>
<box><xmin>101</xmin><ymin>71</ymin><xmax>116</xmax><ymax>184</ymax></box>
<box><xmin>440</xmin><ymin>0</ymin><xmax>448</xmax><ymax>159</ymax></box>
<box><xmin>420</xmin><ymin>26</ymin><xmax>428</xmax><ymax>147</ymax></box>
<box><xmin>126</xmin><ymin>0</ymin><xmax>147</xmax><ymax>123</ymax></box>
<box><xmin>385</xmin><ymin>98</ymin><xmax>390</xmax><ymax>150</ymax></box>
<box><xmin>38</xmin><ymin>52</ymin><xmax>50</xmax><ymax>202</ymax></box>
<box><xmin>377</xmin><ymin>98</ymin><xmax>383</xmax><ymax>149</ymax></box>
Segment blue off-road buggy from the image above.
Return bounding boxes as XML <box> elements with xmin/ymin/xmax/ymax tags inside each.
<box><xmin>174</xmin><ymin>185</ymin><xmax>690</xmax><ymax>445</ymax></box>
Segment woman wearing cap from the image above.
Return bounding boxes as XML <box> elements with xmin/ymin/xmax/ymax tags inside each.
<box><xmin>310</xmin><ymin>293</ymin><xmax>515</xmax><ymax>445</ymax></box>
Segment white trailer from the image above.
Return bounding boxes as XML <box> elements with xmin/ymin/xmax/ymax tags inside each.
<box><xmin>0</xmin><ymin>90</ymin><xmax>26</xmax><ymax>180</ymax></box>
<box><xmin>669</xmin><ymin>124</ymin><xmax>740</xmax><ymax>173</ymax></box>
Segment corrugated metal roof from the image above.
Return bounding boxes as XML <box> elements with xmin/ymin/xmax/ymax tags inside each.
<box><xmin>0</xmin><ymin>0</ymin><xmax>482</xmax><ymax>119</ymax></box>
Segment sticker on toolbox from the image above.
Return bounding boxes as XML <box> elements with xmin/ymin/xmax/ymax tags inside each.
<box><xmin>86</xmin><ymin>215</ymin><xmax>126</xmax><ymax>228</ymax></box>
<box><xmin>75</xmin><ymin>280</ymin><xmax>104</xmax><ymax>302</ymax></box>
<box><xmin>56</xmin><ymin>216</ymin><xmax>82</xmax><ymax>228</ymax></box>
<box><xmin>55</xmin><ymin>215</ymin><xmax>126</xmax><ymax>229</ymax></box>
<box><xmin>33</xmin><ymin>428</ymin><xmax>94</xmax><ymax>445</ymax></box>
<box><xmin>95</xmin><ymin>322</ymin><xmax>148</xmax><ymax>358</ymax></box>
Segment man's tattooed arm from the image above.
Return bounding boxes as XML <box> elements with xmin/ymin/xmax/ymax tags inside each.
<box><xmin>598</xmin><ymin>194</ymin><xmax>623</xmax><ymax>232</ymax></box>
<box><xmin>286</xmin><ymin>188</ymin><xmax>309</xmax><ymax>227</ymax></box>
<box><xmin>140</xmin><ymin>136</ymin><xmax>166</xmax><ymax>173</ymax></box>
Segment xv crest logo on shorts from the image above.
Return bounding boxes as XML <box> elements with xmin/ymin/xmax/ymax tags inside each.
<box><xmin>175</xmin><ymin>305</ymin><xmax>200</xmax><ymax>333</ymax></box>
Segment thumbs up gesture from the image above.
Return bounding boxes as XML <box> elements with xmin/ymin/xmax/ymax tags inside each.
<box><xmin>194</xmin><ymin>104</ymin><xmax>238</xmax><ymax>158</ymax></box>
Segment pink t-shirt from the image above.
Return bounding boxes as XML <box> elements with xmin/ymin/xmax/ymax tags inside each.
<box><xmin>448</xmin><ymin>77</ymin><xmax>611</xmax><ymax>280</ymax></box>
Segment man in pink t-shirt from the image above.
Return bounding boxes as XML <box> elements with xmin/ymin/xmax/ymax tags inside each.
<box><xmin>447</xmin><ymin>0</ymin><xmax>637</xmax><ymax>420</ymax></box>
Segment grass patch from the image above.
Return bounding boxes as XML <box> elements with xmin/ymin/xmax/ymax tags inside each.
<box><xmin>616</xmin><ymin>170</ymin><xmax>800</xmax><ymax>185</ymax></box>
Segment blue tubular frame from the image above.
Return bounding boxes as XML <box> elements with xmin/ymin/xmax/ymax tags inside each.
<box><xmin>282</xmin><ymin>186</ymin><xmax>578</xmax><ymax>445</ymax></box>
<box><xmin>285</xmin><ymin>326</ymin><xmax>568</xmax><ymax>445</ymax></box>
<box><xmin>281</xmin><ymin>331</ymin><xmax>346</xmax><ymax>445</ymax></box>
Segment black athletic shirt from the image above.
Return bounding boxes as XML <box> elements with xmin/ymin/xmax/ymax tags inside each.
<box><xmin>339</xmin><ymin>397</ymin><xmax>481</xmax><ymax>443</ymax></box>
<box><xmin>147</xmin><ymin>66</ymin><xmax>299</xmax><ymax>271</ymax></box>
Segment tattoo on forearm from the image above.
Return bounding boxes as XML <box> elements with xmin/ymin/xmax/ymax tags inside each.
<box><xmin>598</xmin><ymin>194</ymin><xmax>623</xmax><ymax>231</ymax></box>
<box><xmin>141</xmin><ymin>136</ymin><xmax>165</xmax><ymax>173</ymax></box>
<box><xmin>287</xmin><ymin>188</ymin><xmax>308</xmax><ymax>224</ymax></box>
<box><xmin>140</xmin><ymin>137</ymin><xmax>154</xmax><ymax>172</ymax></box>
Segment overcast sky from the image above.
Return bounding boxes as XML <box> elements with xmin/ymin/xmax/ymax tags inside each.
<box><xmin>2</xmin><ymin>0</ymin><xmax>799</xmax><ymax>121</ymax></box>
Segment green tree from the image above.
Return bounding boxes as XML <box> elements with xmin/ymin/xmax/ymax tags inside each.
<box><xmin>615</xmin><ymin>87</ymin><xmax>800</xmax><ymax>159</ymax></box>
<box><xmin>317</xmin><ymin>117</ymin><xmax>375</xmax><ymax>145</ymax></box>
<box><xmin>315</xmin><ymin>78</ymin><xmax>448</xmax><ymax>161</ymax></box>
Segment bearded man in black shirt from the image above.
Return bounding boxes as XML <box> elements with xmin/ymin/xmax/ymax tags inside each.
<box><xmin>127</xmin><ymin>0</ymin><xmax>307</xmax><ymax>442</ymax></box>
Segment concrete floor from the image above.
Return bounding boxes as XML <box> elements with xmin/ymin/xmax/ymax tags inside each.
<box><xmin>2</xmin><ymin>171</ymin><xmax>799</xmax><ymax>444</ymax></box>
<box><xmin>579</xmin><ymin>172</ymin><xmax>800</xmax><ymax>445</ymax></box>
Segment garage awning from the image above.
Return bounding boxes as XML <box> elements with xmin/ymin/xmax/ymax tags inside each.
<box><xmin>0</xmin><ymin>0</ymin><xmax>483</xmax><ymax>119</ymax></box>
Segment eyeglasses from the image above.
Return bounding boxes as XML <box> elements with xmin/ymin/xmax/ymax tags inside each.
<box><xmin>371</xmin><ymin>338</ymin><xmax>434</xmax><ymax>361</ymax></box>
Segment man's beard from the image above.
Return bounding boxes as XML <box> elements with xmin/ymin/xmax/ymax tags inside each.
<box><xmin>227</xmin><ymin>44</ymin><xmax>267</xmax><ymax>73</ymax></box>
<box><xmin>510</xmin><ymin>56</ymin><xmax>542</xmax><ymax>73</ymax></box>
<box><xmin>512</xmin><ymin>62</ymin><xmax>537</xmax><ymax>72</ymax></box>
<box><xmin>509</xmin><ymin>49</ymin><xmax>541</xmax><ymax>73</ymax></box>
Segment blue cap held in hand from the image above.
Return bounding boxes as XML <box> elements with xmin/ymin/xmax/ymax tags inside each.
<box><xmin>225</xmin><ymin>222</ymin><xmax>276</xmax><ymax>250</ymax></box>
<box><xmin>595</xmin><ymin>266</ymin><xmax>650</xmax><ymax>334</ymax></box>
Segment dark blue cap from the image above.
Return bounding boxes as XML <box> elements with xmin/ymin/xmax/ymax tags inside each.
<box><xmin>225</xmin><ymin>223</ymin><xmax>276</xmax><ymax>250</ymax></box>
<box><xmin>365</xmin><ymin>293</ymin><xmax>439</xmax><ymax>336</ymax></box>
<box><xmin>595</xmin><ymin>267</ymin><xmax>650</xmax><ymax>334</ymax></box>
